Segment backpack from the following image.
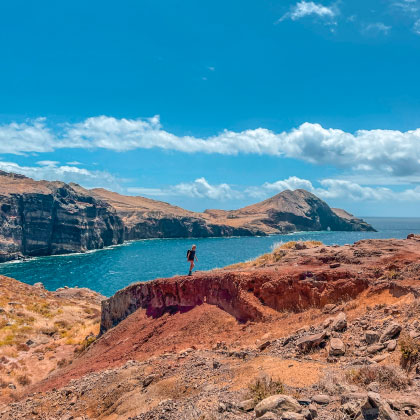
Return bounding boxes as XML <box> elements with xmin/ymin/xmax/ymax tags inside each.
<box><xmin>186</xmin><ymin>249</ymin><xmax>191</xmax><ymax>259</ymax></box>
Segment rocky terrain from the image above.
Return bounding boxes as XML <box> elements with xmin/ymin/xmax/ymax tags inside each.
<box><xmin>0</xmin><ymin>276</ymin><xmax>103</xmax><ymax>401</ymax></box>
<box><xmin>0</xmin><ymin>171</ymin><xmax>373</xmax><ymax>262</ymax></box>
<box><xmin>1</xmin><ymin>235</ymin><xmax>420</xmax><ymax>419</ymax></box>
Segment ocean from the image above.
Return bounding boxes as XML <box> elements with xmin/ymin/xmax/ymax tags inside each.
<box><xmin>0</xmin><ymin>217</ymin><xmax>419</xmax><ymax>297</ymax></box>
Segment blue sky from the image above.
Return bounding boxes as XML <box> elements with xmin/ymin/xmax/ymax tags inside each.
<box><xmin>1</xmin><ymin>0</ymin><xmax>420</xmax><ymax>216</ymax></box>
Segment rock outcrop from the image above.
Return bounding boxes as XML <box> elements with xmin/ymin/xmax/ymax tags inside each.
<box><xmin>0</xmin><ymin>170</ymin><xmax>374</xmax><ymax>261</ymax></box>
<box><xmin>0</xmin><ymin>171</ymin><xmax>124</xmax><ymax>262</ymax></box>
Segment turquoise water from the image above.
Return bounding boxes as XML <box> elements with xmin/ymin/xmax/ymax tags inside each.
<box><xmin>0</xmin><ymin>217</ymin><xmax>419</xmax><ymax>297</ymax></box>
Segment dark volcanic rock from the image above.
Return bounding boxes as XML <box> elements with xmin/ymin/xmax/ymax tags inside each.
<box><xmin>0</xmin><ymin>172</ymin><xmax>124</xmax><ymax>262</ymax></box>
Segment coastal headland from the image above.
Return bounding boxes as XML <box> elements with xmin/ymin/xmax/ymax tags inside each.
<box><xmin>0</xmin><ymin>170</ymin><xmax>374</xmax><ymax>262</ymax></box>
<box><xmin>1</xmin><ymin>235</ymin><xmax>420</xmax><ymax>419</ymax></box>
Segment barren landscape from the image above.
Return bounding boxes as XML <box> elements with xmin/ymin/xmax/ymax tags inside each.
<box><xmin>1</xmin><ymin>235</ymin><xmax>420</xmax><ymax>419</ymax></box>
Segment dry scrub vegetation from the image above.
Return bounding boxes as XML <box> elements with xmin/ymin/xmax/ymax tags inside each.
<box><xmin>0</xmin><ymin>276</ymin><xmax>102</xmax><ymax>401</ymax></box>
<box><xmin>227</xmin><ymin>240</ymin><xmax>323</xmax><ymax>269</ymax></box>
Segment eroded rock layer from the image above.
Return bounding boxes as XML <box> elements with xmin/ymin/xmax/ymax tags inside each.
<box><xmin>0</xmin><ymin>172</ymin><xmax>124</xmax><ymax>262</ymax></box>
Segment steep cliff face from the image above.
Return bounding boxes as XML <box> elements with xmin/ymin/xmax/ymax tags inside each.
<box><xmin>0</xmin><ymin>171</ymin><xmax>374</xmax><ymax>262</ymax></box>
<box><xmin>100</xmin><ymin>268</ymin><xmax>368</xmax><ymax>334</ymax></box>
<box><xmin>92</xmin><ymin>187</ymin><xmax>375</xmax><ymax>241</ymax></box>
<box><xmin>0</xmin><ymin>172</ymin><xmax>124</xmax><ymax>262</ymax></box>
<box><xmin>90</xmin><ymin>188</ymin><xmax>262</xmax><ymax>239</ymax></box>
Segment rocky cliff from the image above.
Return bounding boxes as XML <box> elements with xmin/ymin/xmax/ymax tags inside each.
<box><xmin>0</xmin><ymin>171</ymin><xmax>124</xmax><ymax>262</ymax></box>
<box><xmin>92</xmin><ymin>187</ymin><xmax>375</xmax><ymax>240</ymax></box>
<box><xmin>0</xmin><ymin>171</ymin><xmax>374</xmax><ymax>262</ymax></box>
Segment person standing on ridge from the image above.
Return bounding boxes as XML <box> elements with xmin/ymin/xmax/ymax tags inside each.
<box><xmin>187</xmin><ymin>244</ymin><xmax>198</xmax><ymax>276</ymax></box>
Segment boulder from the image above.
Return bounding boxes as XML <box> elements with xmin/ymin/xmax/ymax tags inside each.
<box><xmin>311</xmin><ymin>394</ymin><xmax>331</xmax><ymax>405</ymax></box>
<box><xmin>365</xmin><ymin>330</ymin><xmax>380</xmax><ymax>345</ymax></box>
<box><xmin>255</xmin><ymin>395</ymin><xmax>302</xmax><ymax>418</ymax></box>
<box><xmin>387</xmin><ymin>340</ymin><xmax>397</xmax><ymax>352</ymax></box>
<box><xmin>372</xmin><ymin>354</ymin><xmax>388</xmax><ymax>363</ymax></box>
<box><xmin>238</xmin><ymin>399</ymin><xmax>255</xmax><ymax>412</ymax></box>
<box><xmin>331</xmin><ymin>312</ymin><xmax>347</xmax><ymax>332</ymax></box>
<box><xmin>380</xmin><ymin>323</ymin><xmax>402</xmax><ymax>343</ymax></box>
<box><xmin>281</xmin><ymin>412</ymin><xmax>305</xmax><ymax>420</ymax></box>
<box><xmin>329</xmin><ymin>338</ymin><xmax>346</xmax><ymax>356</ymax></box>
<box><xmin>296</xmin><ymin>332</ymin><xmax>326</xmax><ymax>353</ymax></box>
<box><xmin>367</xmin><ymin>343</ymin><xmax>385</xmax><ymax>354</ymax></box>
<box><xmin>365</xmin><ymin>392</ymin><xmax>398</xmax><ymax>420</ymax></box>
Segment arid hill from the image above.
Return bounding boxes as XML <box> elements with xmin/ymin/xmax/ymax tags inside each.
<box><xmin>1</xmin><ymin>235</ymin><xmax>420</xmax><ymax>419</ymax></box>
<box><xmin>92</xmin><ymin>187</ymin><xmax>374</xmax><ymax>239</ymax></box>
<box><xmin>0</xmin><ymin>170</ymin><xmax>373</xmax><ymax>262</ymax></box>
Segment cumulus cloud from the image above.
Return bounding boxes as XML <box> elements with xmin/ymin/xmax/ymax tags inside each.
<box><xmin>248</xmin><ymin>176</ymin><xmax>420</xmax><ymax>202</ymax></box>
<box><xmin>3</xmin><ymin>117</ymin><xmax>420</xmax><ymax>178</ymax></box>
<box><xmin>0</xmin><ymin>161</ymin><xmax>121</xmax><ymax>190</ymax></box>
<box><xmin>127</xmin><ymin>178</ymin><xmax>242</xmax><ymax>201</ymax></box>
<box><xmin>127</xmin><ymin>175</ymin><xmax>420</xmax><ymax>203</ymax></box>
<box><xmin>279</xmin><ymin>1</ymin><xmax>336</xmax><ymax>22</ymax></box>
<box><xmin>0</xmin><ymin>118</ymin><xmax>58</xmax><ymax>154</ymax></box>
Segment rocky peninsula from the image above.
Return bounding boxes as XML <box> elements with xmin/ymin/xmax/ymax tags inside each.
<box><xmin>1</xmin><ymin>235</ymin><xmax>420</xmax><ymax>419</ymax></box>
<box><xmin>0</xmin><ymin>170</ymin><xmax>374</xmax><ymax>262</ymax></box>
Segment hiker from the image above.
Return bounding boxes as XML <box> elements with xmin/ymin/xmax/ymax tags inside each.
<box><xmin>187</xmin><ymin>244</ymin><xmax>198</xmax><ymax>276</ymax></box>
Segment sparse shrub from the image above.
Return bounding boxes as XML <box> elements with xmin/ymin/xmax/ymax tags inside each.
<box><xmin>54</xmin><ymin>320</ymin><xmax>70</xmax><ymax>330</ymax></box>
<box><xmin>400</xmin><ymin>333</ymin><xmax>420</xmax><ymax>372</ymax></box>
<box><xmin>74</xmin><ymin>333</ymin><xmax>96</xmax><ymax>353</ymax></box>
<box><xmin>248</xmin><ymin>374</ymin><xmax>284</xmax><ymax>403</ymax></box>
<box><xmin>16</xmin><ymin>374</ymin><xmax>31</xmax><ymax>386</ymax></box>
<box><xmin>385</xmin><ymin>269</ymin><xmax>400</xmax><ymax>280</ymax></box>
<box><xmin>346</xmin><ymin>365</ymin><xmax>409</xmax><ymax>390</ymax></box>
<box><xmin>0</xmin><ymin>334</ymin><xmax>15</xmax><ymax>346</ymax></box>
<box><xmin>27</xmin><ymin>302</ymin><xmax>52</xmax><ymax>318</ymax></box>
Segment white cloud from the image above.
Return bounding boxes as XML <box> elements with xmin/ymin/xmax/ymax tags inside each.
<box><xmin>61</xmin><ymin>117</ymin><xmax>420</xmax><ymax>178</ymax></box>
<box><xmin>128</xmin><ymin>175</ymin><xmax>420</xmax><ymax>203</ymax></box>
<box><xmin>128</xmin><ymin>177</ymin><xmax>242</xmax><ymax>201</ymax></box>
<box><xmin>279</xmin><ymin>1</ymin><xmax>336</xmax><ymax>22</ymax></box>
<box><xmin>362</xmin><ymin>22</ymin><xmax>391</xmax><ymax>35</ymax></box>
<box><xmin>3</xmin><ymin>117</ymin><xmax>420</xmax><ymax>178</ymax></box>
<box><xmin>0</xmin><ymin>118</ymin><xmax>57</xmax><ymax>155</ymax></box>
<box><xmin>37</xmin><ymin>160</ymin><xmax>60</xmax><ymax>166</ymax></box>
<box><xmin>0</xmin><ymin>161</ymin><xmax>121</xmax><ymax>190</ymax></box>
<box><xmin>249</xmin><ymin>176</ymin><xmax>420</xmax><ymax>202</ymax></box>
<box><xmin>246</xmin><ymin>176</ymin><xmax>315</xmax><ymax>198</ymax></box>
